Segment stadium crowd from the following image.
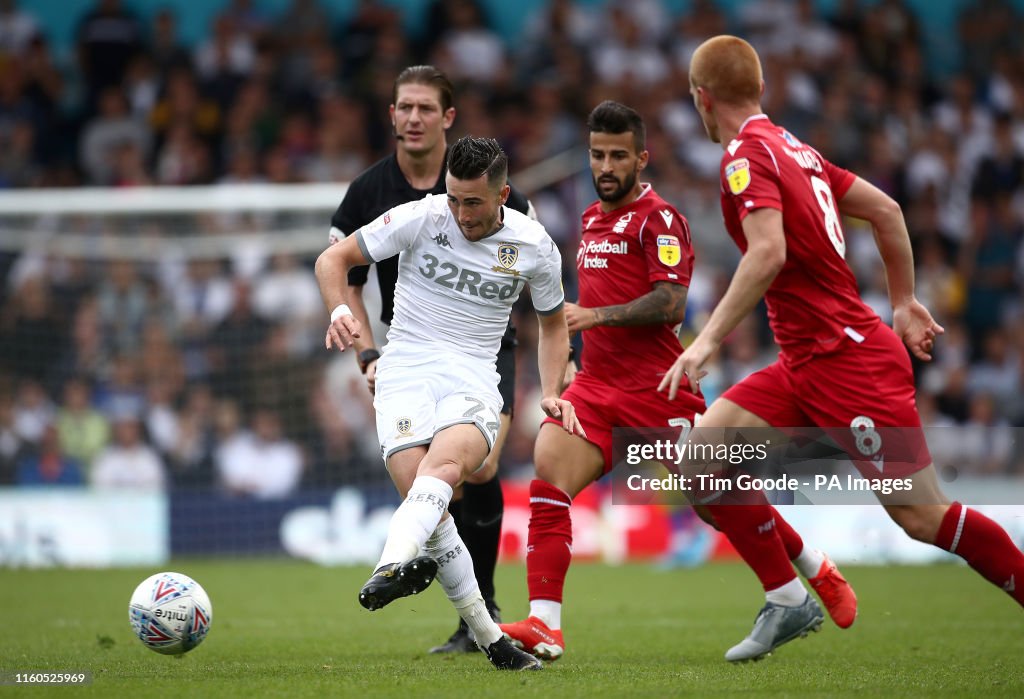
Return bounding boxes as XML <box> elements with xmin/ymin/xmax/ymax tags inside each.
<box><xmin>2</xmin><ymin>0</ymin><xmax>1024</xmax><ymax>493</ymax></box>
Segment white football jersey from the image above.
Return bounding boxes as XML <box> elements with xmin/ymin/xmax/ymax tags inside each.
<box><xmin>355</xmin><ymin>193</ymin><xmax>564</xmax><ymax>365</ymax></box>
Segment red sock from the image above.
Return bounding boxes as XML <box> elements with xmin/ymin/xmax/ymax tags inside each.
<box><xmin>935</xmin><ymin>502</ymin><xmax>1024</xmax><ymax>607</ymax></box>
<box><xmin>707</xmin><ymin>504</ymin><xmax>796</xmax><ymax>591</ymax></box>
<box><xmin>771</xmin><ymin>506</ymin><xmax>805</xmax><ymax>560</ymax></box>
<box><xmin>526</xmin><ymin>480</ymin><xmax>573</xmax><ymax>603</ymax></box>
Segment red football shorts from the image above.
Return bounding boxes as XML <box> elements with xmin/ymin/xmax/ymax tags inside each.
<box><xmin>542</xmin><ymin>370</ymin><xmax>706</xmax><ymax>474</ymax></box>
<box><xmin>722</xmin><ymin>323</ymin><xmax>932</xmax><ymax>478</ymax></box>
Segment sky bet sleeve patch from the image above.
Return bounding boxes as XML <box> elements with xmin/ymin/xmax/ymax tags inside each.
<box><xmin>725</xmin><ymin>158</ymin><xmax>751</xmax><ymax>195</ymax></box>
<box><xmin>657</xmin><ymin>234</ymin><xmax>681</xmax><ymax>267</ymax></box>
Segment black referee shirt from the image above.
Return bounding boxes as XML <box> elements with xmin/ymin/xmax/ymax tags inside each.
<box><xmin>330</xmin><ymin>149</ymin><xmax>530</xmax><ymax>344</ymax></box>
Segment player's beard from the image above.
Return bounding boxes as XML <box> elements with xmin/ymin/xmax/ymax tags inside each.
<box><xmin>593</xmin><ymin>170</ymin><xmax>638</xmax><ymax>203</ymax></box>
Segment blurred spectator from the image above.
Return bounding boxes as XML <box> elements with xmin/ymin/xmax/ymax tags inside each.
<box><xmin>149</xmin><ymin>67</ymin><xmax>222</xmax><ymax>147</ymax></box>
<box><xmin>16</xmin><ymin>424</ymin><xmax>84</xmax><ymax>486</ymax></box>
<box><xmin>590</xmin><ymin>6</ymin><xmax>668</xmax><ymax>88</ymax></box>
<box><xmin>967</xmin><ymin>329</ymin><xmax>1020</xmax><ymax>410</ymax></box>
<box><xmin>0</xmin><ymin>275</ymin><xmax>63</xmax><ymax>382</ymax></box>
<box><xmin>215</xmin><ymin>407</ymin><xmax>302</xmax><ymax>499</ymax></box>
<box><xmin>75</xmin><ymin>0</ymin><xmax>143</xmax><ymax>107</ymax></box>
<box><xmin>973</xmin><ymin>112</ymin><xmax>1024</xmax><ymax>202</ymax></box>
<box><xmin>154</xmin><ymin>123</ymin><xmax>213</xmax><ymax>185</ymax></box>
<box><xmin>431</xmin><ymin>0</ymin><xmax>506</xmax><ymax>85</ymax></box>
<box><xmin>207</xmin><ymin>280</ymin><xmax>270</xmax><ymax>398</ymax></box>
<box><xmin>193</xmin><ymin>13</ymin><xmax>255</xmax><ymax>85</ymax></box>
<box><xmin>78</xmin><ymin>87</ymin><xmax>151</xmax><ymax>185</ymax></box>
<box><xmin>958</xmin><ymin>392</ymin><xmax>1014</xmax><ymax>474</ymax></box>
<box><xmin>149</xmin><ymin>8</ymin><xmax>192</xmax><ymax>79</ymax></box>
<box><xmin>96</xmin><ymin>259</ymin><xmax>148</xmax><ymax>355</ymax></box>
<box><xmin>90</xmin><ymin>414</ymin><xmax>166</xmax><ymax>490</ymax></box>
<box><xmin>0</xmin><ymin>394</ymin><xmax>20</xmax><ymax>484</ymax></box>
<box><xmin>161</xmin><ymin>383</ymin><xmax>215</xmax><ymax>487</ymax></box>
<box><xmin>959</xmin><ymin>197</ymin><xmax>1019</xmax><ymax>338</ymax></box>
<box><xmin>55</xmin><ymin>377</ymin><xmax>109</xmax><ymax>469</ymax></box>
<box><xmin>12</xmin><ymin>379</ymin><xmax>55</xmax><ymax>445</ymax></box>
<box><xmin>0</xmin><ymin>0</ymin><xmax>38</xmax><ymax>56</ymax></box>
<box><xmin>303</xmin><ymin>99</ymin><xmax>373</xmax><ymax>182</ymax></box>
<box><xmin>95</xmin><ymin>354</ymin><xmax>145</xmax><ymax>420</ymax></box>
<box><xmin>252</xmin><ymin>253</ymin><xmax>322</xmax><ymax>356</ymax></box>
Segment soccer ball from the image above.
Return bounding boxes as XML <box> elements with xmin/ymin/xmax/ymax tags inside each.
<box><xmin>128</xmin><ymin>572</ymin><xmax>213</xmax><ymax>655</ymax></box>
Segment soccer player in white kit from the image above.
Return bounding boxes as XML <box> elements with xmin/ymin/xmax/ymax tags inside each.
<box><xmin>315</xmin><ymin>136</ymin><xmax>584</xmax><ymax>671</ymax></box>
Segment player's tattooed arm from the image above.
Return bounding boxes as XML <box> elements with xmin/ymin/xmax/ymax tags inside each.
<box><xmin>565</xmin><ymin>282</ymin><xmax>687</xmax><ymax>333</ymax></box>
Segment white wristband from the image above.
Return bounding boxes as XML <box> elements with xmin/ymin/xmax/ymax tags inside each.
<box><xmin>330</xmin><ymin>304</ymin><xmax>352</xmax><ymax>323</ymax></box>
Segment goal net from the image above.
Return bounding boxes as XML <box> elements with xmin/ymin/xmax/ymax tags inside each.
<box><xmin>0</xmin><ymin>183</ymin><xmax>404</xmax><ymax>561</ymax></box>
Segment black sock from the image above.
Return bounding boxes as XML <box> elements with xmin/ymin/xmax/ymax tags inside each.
<box><xmin>461</xmin><ymin>475</ymin><xmax>504</xmax><ymax>603</ymax></box>
<box><xmin>448</xmin><ymin>497</ymin><xmax>463</xmax><ymax>533</ymax></box>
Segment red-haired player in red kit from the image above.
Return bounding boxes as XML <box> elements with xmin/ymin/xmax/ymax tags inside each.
<box><xmin>662</xmin><ymin>35</ymin><xmax>1024</xmax><ymax>662</ymax></box>
<box><xmin>500</xmin><ymin>101</ymin><xmax>855</xmax><ymax>661</ymax></box>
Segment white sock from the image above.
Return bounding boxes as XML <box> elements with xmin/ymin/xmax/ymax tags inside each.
<box><xmin>765</xmin><ymin>577</ymin><xmax>809</xmax><ymax>607</ymax></box>
<box><xmin>423</xmin><ymin>517</ymin><xmax>501</xmax><ymax>648</ymax></box>
<box><xmin>454</xmin><ymin>594</ymin><xmax>501</xmax><ymax>648</ymax></box>
<box><xmin>424</xmin><ymin>517</ymin><xmax>478</xmax><ymax>601</ymax></box>
<box><xmin>529</xmin><ymin>599</ymin><xmax>562</xmax><ymax>630</ymax></box>
<box><xmin>376</xmin><ymin>476</ymin><xmax>453</xmax><ymax>570</ymax></box>
<box><xmin>793</xmin><ymin>547</ymin><xmax>825</xmax><ymax>579</ymax></box>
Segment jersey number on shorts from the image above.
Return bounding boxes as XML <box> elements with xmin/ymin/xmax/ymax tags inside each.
<box><xmin>850</xmin><ymin>415</ymin><xmax>881</xmax><ymax>456</ymax></box>
<box><xmin>669</xmin><ymin>415</ymin><xmax>702</xmax><ymax>449</ymax></box>
<box><xmin>463</xmin><ymin>397</ymin><xmax>500</xmax><ymax>440</ymax></box>
<box><xmin>811</xmin><ymin>175</ymin><xmax>845</xmax><ymax>258</ymax></box>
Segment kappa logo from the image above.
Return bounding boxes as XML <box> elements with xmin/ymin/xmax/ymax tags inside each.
<box><xmin>396</xmin><ymin>417</ymin><xmax>412</xmax><ymax>435</ymax></box>
<box><xmin>497</xmin><ymin>243</ymin><xmax>519</xmax><ymax>269</ymax></box>
<box><xmin>432</xmin><ymin>232</ymin><xmax>452</xmax><ymax>249</ymax></box>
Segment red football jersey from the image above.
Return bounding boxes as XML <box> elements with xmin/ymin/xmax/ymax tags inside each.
<box><xmin>719</xmin><ymin>115</ymin><xmax>880</xmax><ymax>365</ymax></box>
<box><xmin>575</xmin><ymin>184</ymin><xmax>694</xmax><ymax>392</ymax></box>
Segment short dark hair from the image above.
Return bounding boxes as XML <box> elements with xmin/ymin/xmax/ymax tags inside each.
<box><xmin>446</xmin><ymin>136</ymin><xmax>508</xmax><ymax>189</ymax></box>
<box><xmin>393</xmin><ymin>65</ymin><xmax>455</xmax><ymax>112</ymax></box>
<box><xmin>587</xmin><ymin>100</ymin><xmax>646</xmax><ymax>152</ymax></box>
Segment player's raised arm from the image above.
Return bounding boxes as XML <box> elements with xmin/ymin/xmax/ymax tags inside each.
<box><xmin>328</xmin><ymin>225</ymin><xmax>381</xmax><ymax>369</ymax></box>
<box><xmin>536</xmin><ymin>307</ymin><xmax>585</xmax><ymax>438</ymax></box>
<box><xmin>660</xmin><ymin>208</ymin><xmax>785</xmax><ymax>398</ymax></box>
<box><xmin>835</xmin><ymin>176</ymin><xmax>944</xmax><ymax>360</ymax></box>
<box><xmin>315</xmin><ymin>234</ymin><xmax>369</xmax><ymax>352</ymax></box>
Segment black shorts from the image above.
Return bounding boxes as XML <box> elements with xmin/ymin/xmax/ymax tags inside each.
<box><xmin>497</xmin><ymin>324</ymin><xmax>517</xmax><ymax>416</ymax></box>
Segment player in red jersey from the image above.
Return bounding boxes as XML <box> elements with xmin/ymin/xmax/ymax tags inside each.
<box><xmin>500</xmin><ymin>101</ymin><xmax>855</xmax><ymax>661</ymax></box>
<box><xmin>661</xmin><ymin>35</ymin><xmax>1024</xmax><ymax>662</ymax></box>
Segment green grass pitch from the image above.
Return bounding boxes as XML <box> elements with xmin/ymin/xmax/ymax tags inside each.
<box><xmin>2</xmin><ymin>560</ymin><xmax>1021</xmax><ymax>697</ymax></box>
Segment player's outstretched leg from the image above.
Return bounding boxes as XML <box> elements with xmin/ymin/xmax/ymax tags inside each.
<box><xmin>424</xmin><ymin>516</ymin><xmax>540</xmax><ymax>670</ymax></box>
<box><xmin>917</xmin><ymin>501</ymin><xmax>1024</xmax><ymax>608</ymax></box>
<box><xmin>707</xmin><ymin>504</ymin><xmax>825</xmax><ymax>661</ymax></box>
<box><xmin>430</xmin><ymin>475</ymin><xmax>504</xmax><ymax>654</ymax></box>
<box><xmin>772</xmin><ymin>509</ymin><xmax>857</xmax><ymax>628</ymax></box>
<box><xmin>361</xmin><ymin>475</ymin><xmax>453</xmax><ymax>610</ymax></box>
<box><xmin>359</xmin><ymin>557</ymin><xmax>438</xmax><ymax>611</ymax></box>
<box><xmin>499</xmin><ymin>479</ymin><xmax>572</xmax><ymax>661</ymax></box>
<box><xmin>725</xmin><ymin>596</ymin><xmax>824</xmax><ymax>662</ymax></box>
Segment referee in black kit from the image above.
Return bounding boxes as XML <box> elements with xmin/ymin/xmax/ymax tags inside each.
<box><xmin>328</xmin><ymin>65</ymin><xmax>534</xmax><ymax>653</ymax></box>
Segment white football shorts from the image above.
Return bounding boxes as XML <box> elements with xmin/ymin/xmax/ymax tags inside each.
<box><xmin>373</xmin><ymin>352</ymin><xmax>502</xmax><ymax>462</ymax></box>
